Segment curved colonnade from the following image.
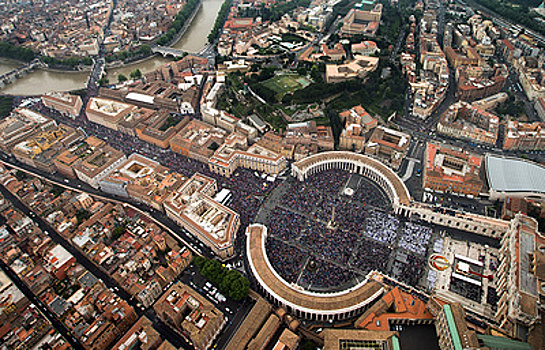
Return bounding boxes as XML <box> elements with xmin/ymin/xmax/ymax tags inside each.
<box><xmin>291</xmin><ymin>151</ymin><xmax>411</xmax><ymax>212</ymax></box>
<box><xmin>246</xmin><ymin>152</ymin><xmax>414</xmax><ymax>320</ymax></box>
<box><xmin>246</xmin><ymin>224</ymin><xmax>384</xmax><ymax>321</ymax></box>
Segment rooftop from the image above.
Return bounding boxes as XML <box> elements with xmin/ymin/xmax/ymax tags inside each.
<box><xmin>486</xmin><ymin>155</ymin><xmax>545</xmax><ymax>195</ymax></box>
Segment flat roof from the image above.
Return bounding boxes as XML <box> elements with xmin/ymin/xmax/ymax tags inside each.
<box><xmin>486</xmin><ymin>155</ymin><xmax>545</xmax><ymax>194</ymax></box>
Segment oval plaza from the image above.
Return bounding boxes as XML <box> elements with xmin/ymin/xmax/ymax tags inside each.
<box><xmin>246</xmin><ymin>152</ymin><xmax>411</xmax><ymax>321</ymax></box>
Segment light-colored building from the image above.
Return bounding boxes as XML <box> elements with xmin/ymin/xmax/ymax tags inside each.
<box><xmin>352</xmin><ymin>40</ymin><xmax>380</xmax><ymax>56</ymax></box>
<box><xmin>485</xmin><ymin>154</ymin><xmax>545</xmax><ymax>200</ymax></box>
<box><xmin>339</xmin><ymin>105</ymin><xmax>377</xmax><ymax>151</ymax></box>
<box><xmin>202</xmin><ymin>106</ymin><xmax>258</xmax><ymax>140</ymax></box>
<box><xmin>495</xmin><ymin>214</ymin><xmax>545</xmax><ymax>337</ymax></box>
<box><xmin>135</xmin><ymin>112</ymin><xmax>190</xmax><ymax>149</ymax></box>
<box><xmin>503</xmin><ymin>120</ymin><xmax>545</xmax><ymax>151</ymax></box>
<box><xmin>163</xmin><ymin>173</ymin><xmax>240</xmax><ymax>259</ymax></box>
<box><xmin>325</xmin><ymin>55</ymin><xmax>379</xmax><ymax>83</ymax></box>
<box><xmin>471</xmin><ymin>92</ymin><xmax>508</xmax><ymax>111</ymax></box>
<box><xmin>72</xmin><ymin>143</ymin><xmax>127</xmax><ymax>189</ymax></box>
<box><xmin>99</xmin><ymin>153</ymin><xmax>186</xmax><ymax>210</ymax></box>
<box><xmin>208</xmin><ymin>133</ymin><xmax>287</xmax><ymax>178</ymax></box>
<box><xmin>365</xmin><ymin>126</ymin><xmax>410</xmax><ymax>170</ymax></box>
<box><xmin>169</xmin><ymin>119</ymin><xmax>229</xmax><ymax>163</ymax></box>
<box><xmin>12</xmin><ymin>123</ymin><xmax>84</xmax><ymax>173</ymax></box>
<box><xmin>0</xmin><ymin>108</ymin><xmax>56</xmax><ymax>151</ymax></box>
<box><xmin>154</xmin><ymin>282</ymin><xmax>226</xmax><ymax>350</ymax></box>
<box><xmin>111</xmin><ymin>316</ymin><xmax>162</xmax><ymax>350</ymax></box>
<box><xmin>340</xmin><ymin>4</ymin><xmax>383</xmax><ymax>37</ymax></box>
<box><xmin>42</xmin><ymin>92</ymin><xmax>83</xmax><ymax>119</ymax></box>
<box><xmin>54</xmin><ymin>136</ymin><xmax>106</xmax><ymax>178</ymax></box>
<box><xmin>432</xmin><ymin>302</ymin><xmax>481</xmax><ymax>350</ymax></box>
<box><xmin>85</xmin><ymin>97</ymin><xmax>137</xmax><ymax>131</ymax></box>
<box><xmin>437</xmin><ymin>101</ymin><xmax>499</xmax><ymax>145</ymax></box>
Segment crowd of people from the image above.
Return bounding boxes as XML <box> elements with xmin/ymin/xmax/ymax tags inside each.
<box><xmin>350</xmin><ymin>239</ymin><xmax>392</xmax><ymax>275</ymax></box>
<box><xmin>27</xmin><ymin>100</ymin><xmax>283</xmax><ymax>247</ymax></box>
<box><xmin>262</xmin><ymin>166</ymin><xmax>438</xmax><ymax>291</ymax></box>
<box><xmin>299</xmin><ymin>260</ymin><xmax>354</xmax><ymax>290</ymax></box>
<box><xmin>352</xmin><ymin>177</ymin><xmax>390</xmax><ymax>208</ymax></box>
<box><xmin>398</xmin><ymin>221</ymin><xmax>432</xmax><ymax>256</ymax></box>
<box><xmin>306</xmin><ymin>169</ymin><xmax>350</xmax><ymax>195</ymax></box>
<box><xmin>450</xmin><ymin>277</ymin><xmax>482</xmax><ymax>302</ymax></box>
<box><xmin>24</xmin><ymin>99</ymin><xmax>435</xmax><ymax>291</ymax></box>
<box><xmin>364</xmin><ymin>211</ymin><xmax>400</xmax><ymax>245</ymax></box>
<box><xmin>299</xmin><ymin>227</ymin><xmax>358</xmax><ymax>266</ymax></box>
<box><xmin>265</xmin><ymin>238</ymin><xmax>307</xmax><ymax>284</ymax></box>
<box><xmin>279</xmin><ymin>182</ymin><xmax>322</xmax><ymax>214</ymax></box>
<box><xmin>392</xmin><ymin>254</ymin><xmax>425</xmax><ymax>287</ymax></box>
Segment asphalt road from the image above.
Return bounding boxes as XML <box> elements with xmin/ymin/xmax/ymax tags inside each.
<box><xmin>0</xmin><ymin>221</ymin><xmax>85</xmax><ymax>350</ymax></box>
<box><xmin>0</xmin><ymin>157</ymin><xmax>257</xmax><ymax>349</ymax></box>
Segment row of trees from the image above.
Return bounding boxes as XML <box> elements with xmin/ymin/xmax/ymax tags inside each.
<box><xmin>193</xmin><ymin>256</ymin><xmax>249</xmax><ymax>301</ymax></box>
<box><xmin>0</xmin><ymin>96</ymin><xmax>14</xmax><ymax>118</ymax></box>
<box><xmin>105</xmin><ymin>44</ymin><xmax>153</xmax><ymax>63</ymax></box>
<box><xmin>260</xmin><ymin>0</ymin><xmax>312</xmax><ymax>22</ymax></box>
<box><xmin>157</xmin><ymin>0</ymin><xmax>201</xmax><ymax>46</ymax></box>
<box><xmin>0</xmin><ymin>41</ymin><xmax>36</xmax><ymax>62</ymax></box>
<box><xmin>208</xmin><ymin>0</ymin><xmax>232</xmax><ymax>43</ymax></box>
<box><xmin>473</xmin><ymin>0</ymin><xmax>545</xmax><ymax>36</ymax></box>
<box><xmin>41</xmin><ymin>56</ymin><xmax>93</xmax><ymax>68</ymax></box>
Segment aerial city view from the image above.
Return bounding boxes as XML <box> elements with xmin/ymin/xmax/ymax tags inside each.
<box><xmin>1</xmin><ymin>0</ymin><xmax>545</xmax><ymax>349</ymax></box>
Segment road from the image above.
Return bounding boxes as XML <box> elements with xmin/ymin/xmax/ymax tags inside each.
<box><xmin>0</xmin><ymin>183</ymin><xmax>199</xmax><ymax>349</ymax></box>
<box><xmin>0</xmin><ymin>223</ymin><xmax>85</xmax><ymax>350</ymax></box>
<box><xmin>0</xmin><ymin>155</ymin><xmax>257</xmax><ymax>349</ymax></box>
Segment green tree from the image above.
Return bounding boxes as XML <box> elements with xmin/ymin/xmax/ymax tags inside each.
<box><xmin>202</xmin><ymin>259</ymin><xmax>224</xmax><ymax>285</ymax></box>
<box><xmin>228</xmin><ymin>276</ymin><xmax>249</xmax><ymax>301</ymax></box>
<box><xmin>193</xmin><ymin>256</ymin><xmax>207</xmax><ymax>270</ymax></box>
<box><xmin>98</xmin><ymin>77</ymin><xmax>109</xmax><ymax>86</ymax></box>
<box><xmin>0</xmin><ymin>96</ymin><xmax>14</xmax><ymax>118</ymax></box>
<box><xmin>117</xmin><ymin>74</ymin><xmax>127</xmax><ymax>83</ymax></box>
<box><xmin>220</xmin><ymin>269</ymin><xmax>241</xmax><ymax>292</ymax></box>
<box><xmin>112</xmin><ymin>225</ymin><xmax>126</xmax><ymax>240</ymax></box>
<box><xmin>130</xmin><ymin>68</ymin><xmax>142</xmax><ymax>79</ymax></box>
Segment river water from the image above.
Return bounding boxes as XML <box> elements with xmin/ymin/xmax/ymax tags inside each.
<box><xmin>0</xmin><ymin>0</ymin><xmax>223</xmax><ymax>95</ymax></box>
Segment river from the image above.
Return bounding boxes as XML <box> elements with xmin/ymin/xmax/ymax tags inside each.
<box><xmin>0</xmin><ymin>0</ymin><xmax>223</xmax><ymax>95</ymax></box>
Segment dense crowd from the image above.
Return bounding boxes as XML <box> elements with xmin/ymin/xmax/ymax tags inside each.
<box><xmin>280</xmin><ymin>182</ymin><xmax>322</xmax><ymax>213</ymax></box>
<box><xmin>392</xmin><ymin>254</ymin><xmax>425</xmax><ymax>286</ymax></box>
<box><xmin>299</xmin><ymin>227</ymin><xmax>358</xmax><ymax>265</ymax></box>
<box><xmin>398</xmin><ymin>222</ymin><xmax>432</xmax><ymax>255</ymax></box>
<box><xmin>265</xmin><ymin>238</ymin><xmax>307</xmax><ymax>284</ymax></box>
<box><xmin>306</xmin><ymin>169</ymin><xmax>350</xmax><ymax>195</ymax></box>
<box><xmin>26</xmin><ymin>100</ymin><xmax>434</xmax><ymax>291</ymax></box>
<box><xmin>352</xmin><ymin>178</ymin><xmax>390</xmax><ymax>208</ymax></box>
<box><xmin>28</xmin><ymin>101</ymin><xmax>283</xmax><ymax>246</ymax></box>
<box><xmin>487</xmin><ymin>287</ymin><xmax>499</xmax><ymax>307</ymax></box>
<box><xmin>363</xmin><ymin>211</ymin><xmax>399</xmax><ymax>245</ymax></box>
<box><xmin>263</xmin><ymin>167</ymin><xmax>436</xmax><ymax>291</ymax></box>
<box><xmin>350</xmin><ymin>239</ymin><xmax>391</xmax><ymax>274</ymax></box>
<box><xmin>299</xmin><ymin>260</ymin><xmax>354</xmax><ymax>290</ymax></box>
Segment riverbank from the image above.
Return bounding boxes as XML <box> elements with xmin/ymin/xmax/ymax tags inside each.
<box><xmin>106</xmin><ymin>53</ymin><xmax>165</xmax><ymax>69</ymax></box>
<box><xmin>0</xmin><ymin>0</ymin><xmax>221</xmax><ymax>95</ymax></box>
<box><xmin>171</xmin><ymin>0</ymin><xmax>225</xmax><ymax>53</ymax></box>
<box><xmin>168</xmin><ymin>0</ymin><xmax>204</xmax><ymax>50</ymax></box>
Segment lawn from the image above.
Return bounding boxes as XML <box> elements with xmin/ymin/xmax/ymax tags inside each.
<box><xmin>262</xmin><ymin>74</ymin><xmax>312</xmax><ymax>100</ymax></box>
